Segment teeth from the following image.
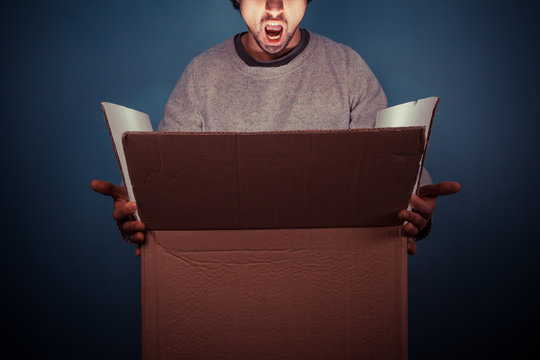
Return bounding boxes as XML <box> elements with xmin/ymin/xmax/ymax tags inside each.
<box><xmin>268</xmin><ymin>34</ymin><xmax>280</xmax><ymax>40</ymax></box>
<box><xmin>265</xmin><ymin>22</ymin><xmax>283</xmax><ymax>31</ymax></box>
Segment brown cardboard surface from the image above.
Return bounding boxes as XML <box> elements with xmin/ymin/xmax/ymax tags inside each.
<box><xmin>124</xmin><ymin>129</ymin><xmax>424</xmax><ymax>359</ymax></box>
<box><xmin>142</xmin><ymin>227</ymin><xmax>407</xmax><ymax>360</ymax></box>
<box><xmin>123</xmin><ymin>128</ymin><xmax>424</xmax><ymax>230</ymax></box>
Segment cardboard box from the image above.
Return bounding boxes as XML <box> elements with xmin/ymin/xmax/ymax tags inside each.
<box><xmin>122</xmin><ymin>128</ymin><xmax>425</xmax><ymax>359</ymax></box>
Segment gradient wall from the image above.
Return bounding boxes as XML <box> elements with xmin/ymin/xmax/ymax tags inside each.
<box><xmin>2</xmin><ymin>0</ymin><xmax>539</xmax><ymax>358</ymax></box>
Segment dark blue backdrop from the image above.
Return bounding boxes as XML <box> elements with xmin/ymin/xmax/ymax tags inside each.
<box><xmin>2</xmin><ymin>0</ymin><xmax>539</xmax><ymax>358</ymax></box>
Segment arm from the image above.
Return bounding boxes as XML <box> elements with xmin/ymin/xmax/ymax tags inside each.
<box><xmin>347</xmin><ymin>50</ymin><xmax>388</xmax><ymax>128</ymax></box>
<box><xmin>158</xmin><ymin>58</ymin><xmax>205</xmax><ymax>132</ymax></box>
<box><xmin>91</xmin><ymin>61</ymin><xmax>205</xmax><ymax>253</ymax></box>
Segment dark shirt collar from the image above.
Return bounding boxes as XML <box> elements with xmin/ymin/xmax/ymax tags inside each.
<box><xmin>234</xmin><ymin>29</ymin><xmax>310</xmax><ymax>67</ymax></box>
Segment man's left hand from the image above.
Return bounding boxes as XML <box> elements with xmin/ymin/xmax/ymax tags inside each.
<box><xmin>399</xmin><ymin>181</ymin><xmax>461</xmax><ymax>255</ymax></box>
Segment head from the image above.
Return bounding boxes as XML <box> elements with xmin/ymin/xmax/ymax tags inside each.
<box><xmin>230</xmin><ymin>0</ymin><xmax>312</xmax><ymax>60</ymax></box>
<box><xmin>229</xmin><ymin>0</ymin><xmax>312</xmax><ymax>10</ymax></box>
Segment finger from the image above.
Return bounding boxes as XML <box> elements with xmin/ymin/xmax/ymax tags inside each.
<box><xmin>129</xmin><ymin>232</ymin><xmax>145</xmax><ymax>244</ymax></box>
<box><xmin>403</xmin><ymin>222</ymin><xmax>419</xmax><ymax>238</ymax></box>
<box><xmin>418</xmin><ymin>181</ymin><xmax>461</xmax><ymax>198</ymax></box>
<box><xmin>407</xmin><ymin>238</ymin><xmax>417</xmax><ymax>255</ymax></box>
<box><xmin>399</xmin><ymin>209</ymin><xmax>428</xmax><ymax>231</ymax></box>
<box><xmin>409</xmin><ymin>195</ymin><xmax>435</xmax><ymax>218</ymax></box>
<box><xmin>91</xmin><ymin>180</ymin><xmax>128</xmax><ymax>200</ymax></box>
<box><xmin>113</xmin><ymin>201</ymin><xmax>137</xmax><ymax>222</ymax></box>
<box><xmin>121</xmin><ymin>220</ymin><xmax>146</xmax><ymax>235</ymax></box>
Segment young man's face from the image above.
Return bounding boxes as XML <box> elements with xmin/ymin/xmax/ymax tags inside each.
<box><xmin>239</xmin><ymin>0</ymin><xmax>308</xmax><ymax>61</ymax></box>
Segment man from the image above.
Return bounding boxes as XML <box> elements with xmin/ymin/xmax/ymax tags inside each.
<box><xmin>91</xmin><ymin>0</ymin><xmax>460</xmax><ymax>255</ymax></box>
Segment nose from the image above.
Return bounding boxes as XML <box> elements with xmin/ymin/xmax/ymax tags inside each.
<box><xmin>265</xmin><ymin>0</ymin><xmax>284</xmax><ymax>17</ymax></box>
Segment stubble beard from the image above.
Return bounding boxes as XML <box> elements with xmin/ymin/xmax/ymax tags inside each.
<box><xmin>249</xmin><ymin>22</ymin><xmax>298</xmax><ymax>56</ymax></box>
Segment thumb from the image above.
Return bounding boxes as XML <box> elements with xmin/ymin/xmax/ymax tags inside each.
<box><xmin>90</xmin><ymin>179</ymin><xmax>127</xmax><ymax>200</ymax></box>
<box><xmin>419</xmin><ymin>181</ymin><xmax>461</xmax><ymax>198</ymax></box>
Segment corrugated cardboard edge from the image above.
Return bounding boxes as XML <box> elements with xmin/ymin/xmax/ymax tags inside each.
<box><xmin>100</xmin><ymin>103</ymin><xmax>125</xmax><ymax>188</ymax></box>
<box><xmin>416</xmin><ymin>97</ymin><xmax>439</xmax><ymax>194</ymax></box>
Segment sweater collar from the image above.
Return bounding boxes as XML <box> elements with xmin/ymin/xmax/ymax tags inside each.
<box><xmin>234</xmin><ymin>29</ymin><xmax>310</xmax><ymax>68</ymax></box>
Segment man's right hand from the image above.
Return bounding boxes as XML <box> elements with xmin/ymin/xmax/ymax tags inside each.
<box><xmin>90</xmin><ymin>180</ymin><xmax>146</xmax><ymax>245</ymax></box>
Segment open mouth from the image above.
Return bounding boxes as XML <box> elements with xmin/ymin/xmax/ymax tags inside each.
<box><xmin>265</xmin><ymin>23</ymin><xmax>283</xmax><ymax>42</ymax></box>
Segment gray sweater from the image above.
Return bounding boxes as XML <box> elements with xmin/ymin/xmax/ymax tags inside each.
<box><xmin>158</xmin><ymin>30</ymin><xmax>432</xmax><ymax>188</ymax></box>
<box><xmin>158</xmin><ymin>31</ymin><xmax>387</xmax><ymax>132</ymax></box>
<box><xmin>157</xmin><ymin>30</ymin><xmax>432</xmax><ymax>238</ymax></box>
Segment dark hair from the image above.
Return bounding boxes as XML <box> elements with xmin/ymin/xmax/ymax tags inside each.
<box><xmin>230</xmin><ymin>0</ymin><xmax>312</xmax><ymax>10</ymax></box>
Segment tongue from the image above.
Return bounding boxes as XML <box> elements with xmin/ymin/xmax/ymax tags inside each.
<box><xmin>265</xmin><ymin>24</ymin><xmax>283</xmax><ymax>35</ymax></box>
<box><xmin>266</xmin><ymin>29</ymin><xmax>281</xmax><ymax>37</ymax></box>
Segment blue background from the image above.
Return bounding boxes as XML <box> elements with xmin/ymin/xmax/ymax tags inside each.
<box><xmin>2</xmin><ymin>0</ymin><xmax>539</xmax><ymax>358</ymax></box>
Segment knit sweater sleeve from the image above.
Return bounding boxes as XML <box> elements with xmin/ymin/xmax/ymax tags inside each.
<box><xmin>158</xmin><ymin>59</ymin><xmax>204</xmax><ymax>132</ymax></box>
<box><xmin>342</xmin><ymin>47</ymin><xmax>432</xmax><ymax>189</ymax></box>
<box><xmin>346</xmin><ymin>49</ymin><xmax>387</xmax><ymax>129</ymax></box>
